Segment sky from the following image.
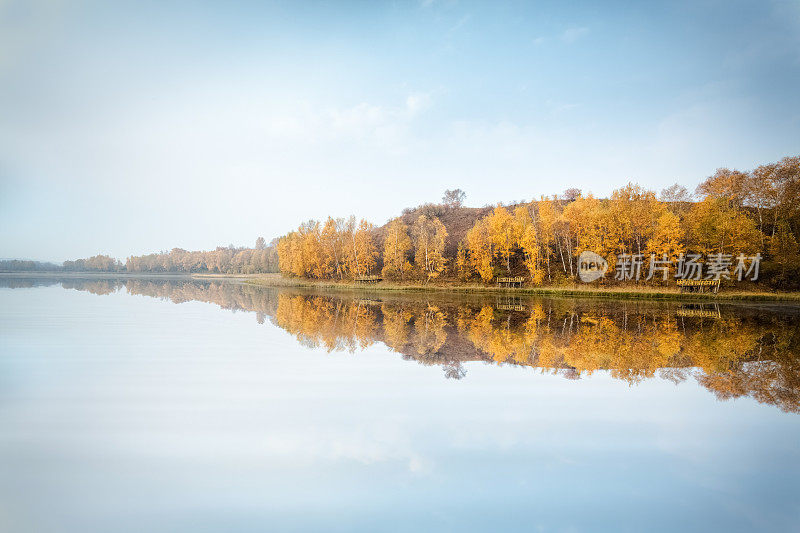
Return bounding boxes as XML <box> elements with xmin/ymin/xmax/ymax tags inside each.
<box><xmin>1</xmin><ymin>0</ymin><xmax>799</xmax><ymax>262</ymax></box>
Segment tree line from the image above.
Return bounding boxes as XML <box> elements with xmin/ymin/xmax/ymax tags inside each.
<box><xmin>0</xmin><ymin>260</ymin><xmax>62</xmax><ymax>272</ymax></box>
<box><xmin>2</xmin><ymin>238</ymin><xmax>279</xmax><ymax>275</ymax></box>
<box><xmin>277</xmin><ymin>215</ymin><xmax>449</xmax><ymax>281</ymax></box>
<box><xmin>6</xmin><ymin>155</ymin><xmax>797</xmax><ymax>286</ymax></box>
<box><xmin>124</xmin><ymin>240</ymin><xmax>278</xmax><ymax>274</ymax></box>
<box><xmin>277</xmin><ymin>156</ymin><xmax>800</xmax><ymax>288</ymax></box>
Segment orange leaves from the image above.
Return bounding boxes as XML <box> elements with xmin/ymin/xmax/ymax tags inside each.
<box><xmin>278</xmin><ymin>216</ymin><xmax>377</xmax><ymax>280</ymax></box>
<box><xmin>382</xmin><ymin>218</ymin><xmax>413</xmax><ymax>280</ymax></box>
<box><xmin>465</xmin><ymin>216</ymin><xmax>495</xmax><ymax>282</ymax></box>
<box><xmin>412</xmin><ymin>215</ymin><xmax>448</xmax><ymax>280</ymax></box>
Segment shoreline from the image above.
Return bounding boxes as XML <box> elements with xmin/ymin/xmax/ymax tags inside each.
<box><xmin>3</xmin><ymin>271</ymin><xmax>799</xmax><ymax>302</ymax></box>
<box><xmin>243</xmin><ymin>274</ymin><xmax>800</xmax><ymax>302</ymax></box>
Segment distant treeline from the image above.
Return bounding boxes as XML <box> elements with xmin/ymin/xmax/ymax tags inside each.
<box><xmin>0</xmin><ymin>259</ymin><xmax>63</xmax><ymax>272</ymax></box>
<box><xmin>277</xmin><ymin>156</ymin><xmax>800</xmax><ymax>288</ymax></box>
<box><xmin>125</xmin><ymin>240</ymin><xmax>278</xmax><ymax>274</ymax></box>
<box><xmin>2</xmin><ymin>238</ymin><xmax>279</xmax><ymax>275</ymax></box>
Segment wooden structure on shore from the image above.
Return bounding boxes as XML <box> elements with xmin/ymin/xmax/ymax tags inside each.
<box><xmin>496</xmin><ymin>276</ymin><xmax>525</xmax><ymax>288</ymax></box>
<box><xmin>677</xmin><ymin>279</ymin><xmax>721</xmax><ymax>294</ymax></box>
<box><xmin>354</xmin><ymin>275</ymin><xmax>382</xmax><ymax>284</ymax></box>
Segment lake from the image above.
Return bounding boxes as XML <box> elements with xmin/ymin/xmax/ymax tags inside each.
<box><xmin>1</xmin><ymin>276</ymin><xmax>798</xmax><ymax>532</ymax></box>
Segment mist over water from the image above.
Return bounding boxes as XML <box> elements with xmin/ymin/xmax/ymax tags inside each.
<box><xmin>1</xmin><ymin>277</ymin><xmax>799</xmax><ymax>532</ymax></box>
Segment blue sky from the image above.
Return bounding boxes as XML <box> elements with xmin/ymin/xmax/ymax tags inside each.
<box><xmin>1</xmin><ymin>0</ymin><xmax>799</xmax><ymax>261</ymax></box>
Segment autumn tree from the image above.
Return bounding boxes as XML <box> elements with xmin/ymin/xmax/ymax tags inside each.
<box><xmin>685</xmin><ymin>198</ymin><xmax>760</xmax><ymax>257</ymax></box>
<box><xmin>659</xmin><ymin>184</ymin><xmax>693</xmax><ymax>216</ymax></box>
<box><xmin>534</xmin><ymin>198</ymin><xmax>559</xmax><ymax>280</ymax></box>
<box><xmin>442</xmin><ymin>189</ymin><xmax>466</xmax><ymax>208</ymax></box>
<box><xmin>562</xmin><ymin>194</ymin><xmax>612</xmax><ymax>273</ymax></box>
<box><xmin>455</xmin><ymin>242</ymin><xmax>469</xmax><ymax>281</ymax></box>
<box><xmin>412</xmin><ymin>215</ymin><xmax>448</xmax><ymax>281</ymax></box>
<box><xmin>320</xmin><ymin>217</ymin><xmax>347</xmax><ymax>279</ymax></box>
<box><xmin>747</xmin><ymin>163</ymin><xmax>777</xmax><ymax>244</ymax></box>
<box><xmin>465</xmin><ymin>217</ymin><xmax>495</xmax><ymax>282</ymax></box>
<box><xmin>63</xmin><ymin>254</ymin><xmax>122</xmax><ymax>272</ymax></box>
<box><xmin>486</xmin><ymin>205</ymin><xmax>519</xmax><ymax>273</ymax></box>
<box><xmin>767</xmin><ymin>156</ymin><xmax>800</xmax><ymax>237</ymax></box>
<box><xmin>382</xmin><ymin>218</ymin><xmax>413</xmax><ymax>279</ymax></box>
<box><xmin>645</xmin><ymin>210</ymin><xmax>684</xmax><ymax>275</ymax></box>
<box><xmin>346</xmin><ymin>217</ymin><xmax>378</xmax><ymax>277</ymax></box>
<box><xmin>608</xmin><ymin>183</ymin><xmax>661</xmax><ymax>256</ymax></box>
<box><xmin>514</xmin><ymin>205</ymin><xmax>544</xmax><ymax>284</ymax></box>
<box><xmin>696</xmin><ymin>168</ymin><xmax>749</xmax><ymax>207</ymax></box>
<box><xmin>770</xmin><ymin>221</ymin><xmax>800</xmax><ymax>280</ymax></box>
<box><xmin>660</xmin><ymin>183</ymin><xmax>692</xmax><ymax>203</ymax></box>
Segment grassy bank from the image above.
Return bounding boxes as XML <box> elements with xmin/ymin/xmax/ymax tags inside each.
<box><xmin>240</xmin><ymin>273</ymin><xmax>800</xmax><ymax>302</ymax></box>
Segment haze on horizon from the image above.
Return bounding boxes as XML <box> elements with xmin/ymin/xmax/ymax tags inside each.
<box><xmin>1</xmin><ymin>0</ymin><xmax>799</xmax><ymax>262</ymax></box>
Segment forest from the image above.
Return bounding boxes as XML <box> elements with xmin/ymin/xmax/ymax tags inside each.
<box><xmin>123</xmin><ymin>239</ymin><xmax>279</xmax><ymax>274</ymax></box>
<box><xmin>5</xmin><ymin>155</ymin><xmax>797</xmax><ymax>289</ymax></box>
<box><xmin>277</xmin><ymin>156</ymin><xmax>800</xmax><ymax>289</ymax></box>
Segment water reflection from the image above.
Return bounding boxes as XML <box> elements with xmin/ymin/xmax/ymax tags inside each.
<box><xmin>4</xmin><ymin>276</ymin><xmax>800</xmax><ymax>413</ymax></box>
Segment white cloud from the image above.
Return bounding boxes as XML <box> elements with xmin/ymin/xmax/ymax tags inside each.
<box><xmin>406</xmin><ymin>92</ymin><xmax>432</xmax><ymax>115</ymax></box>
<box><xmin>256</xmin><ymin>93</ymin><xmax>432</xmax><ymax>145</ymax></box>
<box><xmin>561</xmin><ymin>26</ymin><xmax>589</xmax><ymax>44</ymax></box>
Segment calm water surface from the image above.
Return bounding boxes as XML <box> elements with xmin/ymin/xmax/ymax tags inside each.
<box><xmin>1</xmin><ymin>277</ymin><xmax>799</xmax><ymax>532</ymax></box>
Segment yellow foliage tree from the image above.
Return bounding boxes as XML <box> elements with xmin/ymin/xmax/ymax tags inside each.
<box><xmin>645</xmin><ymin>210</ymin><xmax>684</xmax><ymax>275</ymax></box>
<box><xmin>412</xmin><ymin>215</ymin><xmax>448</xmax><ymax>280</ymax></box>
<box><xmin>348</xmin><ymin>218</ymin><xmax>378</xmax><ymax>277</ymax></box>
<box><xmin>486</xmin><ymin>205</ymin><xmax>519</xmax><ymax>273</ymax></box>
<box><xmin>382</xmin><ymin>218</ymin><xmax>413</xmax><ymax>280</ymax></box>
<box><xmin>456</xmin><ymin>241</ymin><xmax>469</xmax><ymax>281</ymax></box>
<box><xmin>465</xmin><ymin>217</ymin><xmax>494</xmax><ymax>282</ymax></box>
<box><xmin>514</xmin><ymin>205</ymin><xmax>545</xmax><ymax>284</ymax></box>
<box><xmin>685</xmin><ymin>198</ymin><xmax>761</xmax><ymax>256</ymax></box>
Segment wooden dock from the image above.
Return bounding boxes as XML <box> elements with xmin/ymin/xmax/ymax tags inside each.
<box><xmin>677</xmin><ymin>279</ymin><xmax>721</xmax><ymax>294</ymax></box>
<box><xmin>496</xmin><ymin>276</ymin><xmax>524</xmax><ymax>288</ymax></box>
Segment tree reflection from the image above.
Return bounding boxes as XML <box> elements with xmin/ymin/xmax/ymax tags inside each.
<box><xmin>11</xmin><ymin>277</ymin><xmax>799</xmax><ymax>413</ymax></box>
